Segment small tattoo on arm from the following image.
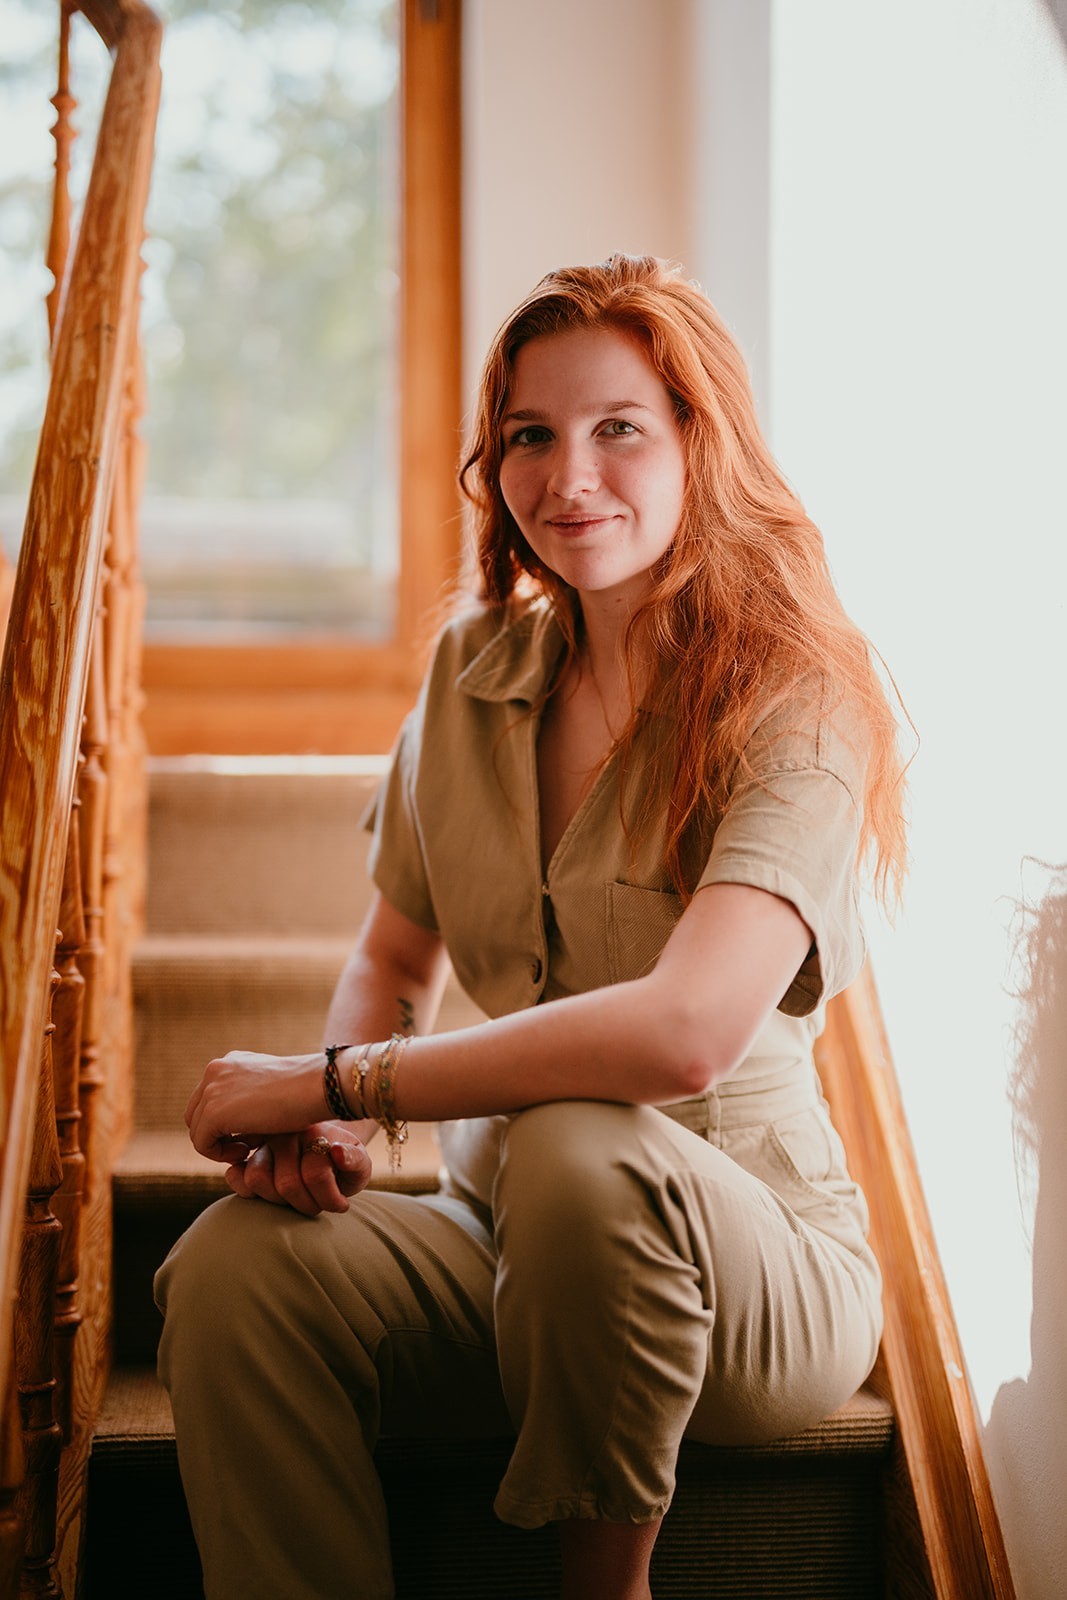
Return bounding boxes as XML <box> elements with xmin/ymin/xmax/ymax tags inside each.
<box><xmin>397</xmin><ymin>996</ymin><xmax>416</xmax><ymax>1036</ymax></box>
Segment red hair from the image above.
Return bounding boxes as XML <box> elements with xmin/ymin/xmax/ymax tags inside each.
<box><xmin>459</xmin><ymin>254</ymin><xmax>908</xmax><ymax>909</ymax></box>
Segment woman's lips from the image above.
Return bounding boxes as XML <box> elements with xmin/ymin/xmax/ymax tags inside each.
<box><xmin>545</xmin><ymin>514</ymin><xmax>617</xmax><ymax>534</ymax></box>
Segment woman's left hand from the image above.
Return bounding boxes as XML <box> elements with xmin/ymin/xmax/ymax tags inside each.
<box><xmin>185</xmin><ymin>1049</ymin><xmax>332</xmax><ymax>1160</ymax></box>
<box><xmin>225</xmin><ymin>1124</ymin><xmax>373</xmax><ymax>1215</ymax></box>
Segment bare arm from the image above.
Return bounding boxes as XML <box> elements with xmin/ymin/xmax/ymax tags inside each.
<box><xmin>322</xmin><ymin>890</ymin><xmax>452</xmax><ymax>1059</ymax></box>
<box><xmin>187</xmin><ymin>879</ymin><xmax>812</xmax><ymax>1159</ymax></box>
<box><xmin>389</xmin><ymin>879</ymin><xmax>810</xmax><ymax>1119</ymax></box>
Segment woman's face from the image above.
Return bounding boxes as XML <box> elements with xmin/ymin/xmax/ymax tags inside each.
<box><xmin>497</xmin><ymin>325</ymin><xmax>686</xmax><ymax>613</ymax></box>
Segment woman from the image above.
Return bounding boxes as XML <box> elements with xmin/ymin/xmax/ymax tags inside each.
<box><xmin>157</xmin><ymin>253</ymin><xmax>907</xmax><ymax>1600</ymax></box>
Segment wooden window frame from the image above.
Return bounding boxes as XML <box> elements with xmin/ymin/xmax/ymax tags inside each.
<box><xmin>141</xmin><ymin>0</ymin><xmax>463</xmax><ymax>755</ymax></box>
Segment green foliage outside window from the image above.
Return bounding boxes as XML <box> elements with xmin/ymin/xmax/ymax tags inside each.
<box><xmin>0</xmin><ymin>0</ymin><xmax>399</xmax><ymax>637</ymax></box>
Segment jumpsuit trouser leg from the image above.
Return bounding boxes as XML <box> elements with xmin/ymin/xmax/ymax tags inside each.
<box><xmin>155</xmin><ymin>1099</ymin><xmax>882</xmax><ymax>1600</ymax></box>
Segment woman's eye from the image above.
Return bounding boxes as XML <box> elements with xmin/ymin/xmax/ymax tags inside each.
<box><xmin>602</xmin><ymin>419</ymin><xmax>637</xmax><ymax>436</ymax></box>
<box><xmin>508</xmin><ymin>425</ymin><xmax>551</xmax><ymax>448</ymax></box>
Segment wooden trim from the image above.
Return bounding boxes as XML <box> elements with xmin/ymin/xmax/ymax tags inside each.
<box><xmin>397</xmin><ymin>0</ymin><xmax>465</xmax><ymax>642</ymax></box>
<box><xmin>817</xmin><ymin>969</ymin><xmax>1016</xmax><ymax>1599</ymax></box>
<box><xmin>141</xmin><ymin>0</ymin><xmax>464</xmax><ymax>756</ymax></box>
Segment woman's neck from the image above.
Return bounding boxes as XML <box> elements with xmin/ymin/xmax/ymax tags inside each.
<box><xmin>576</xmin><ymin>599</ymin><xmax>648</xmax><ymax>733</ymax></box>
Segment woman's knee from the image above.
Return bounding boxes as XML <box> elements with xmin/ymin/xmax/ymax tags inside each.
<box><xmin>156</xmin><ymin>1193</ymin><xmax>280</xmax><ymax>1323</ymax></box>
<box><xmin>494</xmin><ymin>1101</ymin><xmax>669</xmax><ymax>1267</ymax></box>
<box><xmin>155</xmin><ymin>1192</ymin><xmax>377</xmax><ymax>1386</ymax></box>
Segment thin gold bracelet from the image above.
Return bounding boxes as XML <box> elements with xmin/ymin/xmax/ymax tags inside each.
<box><xmin>373</xmin><ymin>1033</ymin><xmax>411</xmax><ymax>1171</ymax></box>
<box><xmin>350</xmin><ymin>1042</ymin><xmax>373</xmax><ymax>1118</ymax></box>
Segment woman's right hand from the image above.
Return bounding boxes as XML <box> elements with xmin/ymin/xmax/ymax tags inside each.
<box><xmin>225</xmin><ymin>1123</ymin><xmax>373</xmax><ymax>1216</ymax></box>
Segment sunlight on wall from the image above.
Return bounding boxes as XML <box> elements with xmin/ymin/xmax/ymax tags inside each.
<box><xmin>768</xmin><ymin>3</ymin><xmax>1066</xmax><ymax>1592</ymax></box>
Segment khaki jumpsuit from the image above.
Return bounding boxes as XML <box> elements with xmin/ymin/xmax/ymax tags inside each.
<box><xmin>156</xmin><ymin>603</ymin><xmax>883</xmax><ymax>1600</ymax></box>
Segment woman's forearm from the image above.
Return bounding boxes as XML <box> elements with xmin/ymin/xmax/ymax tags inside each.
<box><xmin>185</xmin><ymin>883</ymin><xmax>810</xmax><ymax>1158</ymax></box>
<box><xmin>351</xmin><ymin>975</ymin><xmax>710</xmax><ymax>1125</ymax></box>
<box><xmin>350</xmin><ymin>880</ymin><xmax>812</xmax><ymax>1125</ymax></box>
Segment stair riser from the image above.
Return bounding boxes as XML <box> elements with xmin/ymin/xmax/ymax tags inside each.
<box><xmin>135</xmin><ymin>962</ymin><xmax>346</xmax><ymax>1126</ymax></box>
<box><xmin>135</xmin><ymin>956</ymin><xmax>482</xmax><ymax>1128</ymax></box>
<box><xmin>147</xmin><ymin>765</ymin><xmax>384</xmax><ymax>935</ymax></box>
<box><xmin>88</xmin><ymin>1432</ymin><xmax>888</xmax><ymax>1599</ymax></box>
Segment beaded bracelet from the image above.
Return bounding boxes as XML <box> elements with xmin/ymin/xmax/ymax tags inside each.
<box><xmin>323</xmin><ymin>1043</ymin><xmax>353</xmax><ymax>1119</ymax></box>
<box><xmin>369</xmin><ymin>1032</ymin><xmax>411</xmax><ymax>1171</ymax></box>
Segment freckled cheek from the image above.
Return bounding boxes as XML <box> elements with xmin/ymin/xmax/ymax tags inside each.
<box><xmin>499</xmin><ymin>466</ymin><xmax>540</xmax><ymax>528</ymax></box>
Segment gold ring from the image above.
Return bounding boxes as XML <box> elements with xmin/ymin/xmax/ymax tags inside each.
<box><xmin>304</xmin><ymin>1135</ymin><xmax>331</xmax><ymax>1157</ymax></box>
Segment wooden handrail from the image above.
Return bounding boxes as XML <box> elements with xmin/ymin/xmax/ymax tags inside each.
<box><xmin>818</xmin><ymin>968</ymin><xmax>1016</xmax><ymax>1598</ymax></box>
<box><xmin>0</xmin><ymin>2</ymin><xmax>161</xmax><ymax>1589</ymax></box>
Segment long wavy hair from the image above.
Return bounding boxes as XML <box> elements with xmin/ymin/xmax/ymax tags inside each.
<box><xmin>459</xmin><ymin>254</ymin><xmax>908</xmax><ymax>909</ymax></box>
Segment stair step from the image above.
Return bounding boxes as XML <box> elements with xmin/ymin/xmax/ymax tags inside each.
<box><xmin>112</xmin><ymin>1128</ymin><xmax>444</xmax><ymax>1366</ymax></box>
<box><xmin>95</xmin><ymin>1365</ymin><xmax>895</xmax><ymax>1461</ymax></box>
<box><xmin>133</xmin><ymin>934</ymin><xmax>351</xmax><ymax>1126</ymax></box>
<box><xmin>146</xmin><ymin>756</ymin><xmax>386</xmax><ymax>935</ymax></box>
<box><xmin>116</xmin><ymin>1125</ymin><xmax>443</xmax><ymax>1200</ymax></box>
<box><xmin>89</xmin><ymin>1369</ymin><xmax>894</xmax><ymax>1600</ymax></box>
<box><xmin>133</xmin><ymin>935</ymin><xmax>484</xmax><ymax>1128</ymax></box>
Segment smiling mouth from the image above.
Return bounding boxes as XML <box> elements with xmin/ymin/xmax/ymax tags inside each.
<box><xmin>546</xmin><ymin>514</ymin><xmax>617</xmax><ymax>533</ymax></box>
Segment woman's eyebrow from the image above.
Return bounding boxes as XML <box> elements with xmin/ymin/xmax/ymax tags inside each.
<box><xmin>502</xmin><ymin>400</ymin><xmax>653</xmax><ymax>425</ymax></box>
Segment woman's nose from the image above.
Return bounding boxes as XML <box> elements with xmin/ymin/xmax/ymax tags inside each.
<box><xmin>546</xmin><ymin>438</ymin><xmax>600</xmax><ymax>499</ymax></box>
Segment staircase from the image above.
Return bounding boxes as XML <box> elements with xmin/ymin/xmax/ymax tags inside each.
<box><xmin>85</xmin><ymin>757</ymin><xmax>897</xmax><ymax>1599</ymax></box>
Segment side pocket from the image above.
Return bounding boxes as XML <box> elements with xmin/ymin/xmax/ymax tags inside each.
<box><xmin>765</xmin><ymin>1109</ymin><xmax>839</xmax><ymax>1207</ymax></box>
<box><xmin>605</xmin><ymin>882</ymin><xmax>684</xmax><ymax>984</ymax></box>
<box><xmin>725</xmin><ymin>1108</ymin><xmax>870</xmax><ymax>1255</ymax></box>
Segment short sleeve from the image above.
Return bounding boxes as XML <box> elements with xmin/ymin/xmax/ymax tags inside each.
<box><xmin>362</xmin><ymin>709</ymin><xmax>439</xmax><ymax>933</ymax></box>
<box><xmin>695</xmin><ymin>709</ymin><xmax>867</xmax><ymax>1016</ymax></box>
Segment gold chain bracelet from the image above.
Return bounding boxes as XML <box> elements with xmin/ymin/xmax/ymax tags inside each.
<box><xmin>369</xmin><ymin>1032</ymin><xmax>412</xmax><ymax>1171</ymax></box>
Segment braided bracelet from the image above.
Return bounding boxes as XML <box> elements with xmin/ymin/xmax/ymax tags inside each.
<box><xmin>323</xmin><ymin>1043</ymin><xmax>353</xmax><ymax>1119</ymax></box>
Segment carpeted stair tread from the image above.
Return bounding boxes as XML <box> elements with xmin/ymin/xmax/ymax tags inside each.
<box><xmin>90</xmin><ymin>1372</ymin><xmax>893</xmax><ymax>1597</ymax></box>
<box><xmin>135</xmin><ymin>930</ymin><xmax>355</xmax><ymax>978</ymax></box>
<box><xmin>146</xmin><ymin>756</ymin><xmax>386</xmax><ymax>936</ymax></box>
<box><xmin>116</xmin><ymin>1125</ymin><xmax>444</xmax><ymax>1203</ymax></box>
<box><xmin>95</xmin><ymin>1366</ymin><xmax>893</xmax><ymax>1462</ymax></box>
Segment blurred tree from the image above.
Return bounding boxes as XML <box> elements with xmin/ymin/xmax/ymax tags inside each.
<box><xmin>1</xmin><ymin>0</ymin><xmax>398</xmax><ymax>540</ymax></box>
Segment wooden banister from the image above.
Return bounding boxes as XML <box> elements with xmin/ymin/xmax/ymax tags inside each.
<box><xmin>817</xmin><ymin>968</ymin><xmax>1017</xmax><ymax>1598</ymax></box>
<box><xmin>0</xmin><ymin>3</ymin><xmax>161</xmax><ymax>1591</ymax></box>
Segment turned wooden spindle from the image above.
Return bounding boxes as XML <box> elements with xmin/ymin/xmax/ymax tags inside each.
<box><xmin>46</xmin><ymin>2</ymin><xmax>76</xmax><ymax>345</ymax></box>
<box><xmin>50</xmin><ymin>819</ymin><xmax>88</xmax><ymax>1447</ymax></box>
<box><xmin>0</xmin><ymin>1366</ymin><xmax>26</xmax><ymax>1598</ymax></box>
<box><xmin>101</xmin><ymin>419</ymin><xmax>131</xmax><ymax>1005</ymax></box>
<box><xmin>115</xmin><ymin>340</ymin><xmax>150</xmax><ymax>1125</ymax></box>
<box><xmin>14</xmin><ymin>991</ymin><xmax>65</xmax><ymax>1599</ymax></box>
<box><xmin>77</xmin><ymin>631</ymin><xmax>110</xmax><ymax>1197</ymax></box>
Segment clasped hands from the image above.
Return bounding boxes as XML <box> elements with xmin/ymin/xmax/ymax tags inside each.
<box><xmin>185</xmin><ymin>1048</ymin><xmax>373</xmax><ymax>1217</ymax></box>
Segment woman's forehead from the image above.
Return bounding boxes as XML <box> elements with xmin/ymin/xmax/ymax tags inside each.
<box><xmin>505</xmin><ymin>325</ymin><xmax>672</xmax><ymax>415</ymax></box>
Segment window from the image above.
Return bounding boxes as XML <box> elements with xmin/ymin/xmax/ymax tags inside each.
<box><xmin>0</xmin><ymin>0</ymin><xmax>462</xmax><ymax>752</ymax></box>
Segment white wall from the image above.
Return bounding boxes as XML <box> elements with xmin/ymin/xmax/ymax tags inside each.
<box><xmin>464</xmin><ymin>4</ymin><xmax>1066</xmax><ymax>1593</ymax></box>
<box><xmin>462</xmin><ymin>0</ymin><xmax>694</xmax><ymax>403</ymax></box>
<box><xmin>768</xmin><ymin>5</ymin><xmax>1067</xmax><ymax>1594</ymax></box>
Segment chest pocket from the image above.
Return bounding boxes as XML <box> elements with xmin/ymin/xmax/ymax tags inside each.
<box><xmin>606</xmin><ymin>882</ymin><xmax>683</xmax><ymax>984</ymax></box>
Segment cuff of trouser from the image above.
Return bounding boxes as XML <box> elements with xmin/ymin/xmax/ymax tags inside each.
<box><xmin>493</xmin><ymin>1485</ymin><xmax>671</xmax><ymax>1530</ymax></box>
